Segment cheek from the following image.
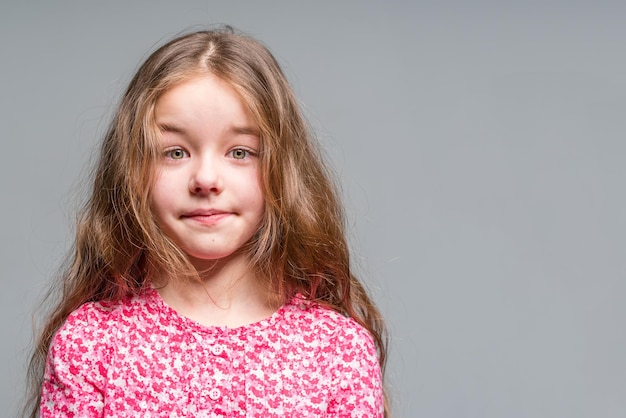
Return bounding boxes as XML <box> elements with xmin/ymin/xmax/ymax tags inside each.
<box><xmin>152</xmin><ymin>169</ymin><xmax>182</xmax><ymax>196</ymax></box>
<box><xmin>248</xmin><ymin>171</ymin><xmax>265</xmax><ymax>208</ymax></box>
<box><xmin>150</xmin><ymin>175</ymin><xmax>174</xmax><ymax>216</ymax></box>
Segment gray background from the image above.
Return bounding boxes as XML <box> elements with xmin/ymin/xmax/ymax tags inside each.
<box><xmin>2</xmin><ymin>1</ymin><xmax>625</xmax><ymax>417</ymax></box>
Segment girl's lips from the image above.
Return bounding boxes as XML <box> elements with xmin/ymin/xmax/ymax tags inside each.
<box><xmin>182</xmin><ymin>209</ymin><xmax>229</xmax><ymax>217</ymax></box>
<box><xmin>181</xmin><ymin>210</ymin><xmax>232</xmax><ymax>225</ymax></box>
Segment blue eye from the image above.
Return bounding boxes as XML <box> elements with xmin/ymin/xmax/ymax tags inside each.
<box><xmin>165</xmin><ymin>148</ymin><xmax>187</xmax><ymax>159</ymax></box>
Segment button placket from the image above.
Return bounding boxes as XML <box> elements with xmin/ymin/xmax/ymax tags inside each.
<box><xmin>190</xmin><ymin>333</ymin><xmax>230</xmax><ymax>413</ymax></box>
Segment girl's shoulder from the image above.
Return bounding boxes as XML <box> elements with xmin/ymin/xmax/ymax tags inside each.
<box><xmin>52</xmin><ymin>290</ymin><xmax>154</xmax><ymax>349</ymax></box>
<box><xmin>66</xmin><ymin>290</ymin><xmax>148</xmax><ymax>323</ymax></box>
<box><xmin>281</xmin><ymin>295</ymin><xmax>376</xmax><ymax>348</ymax></box>
<box><xmin>279</xmin><ymin>297</ymin><xmax>381</xmax><ymax>391</ymax></box>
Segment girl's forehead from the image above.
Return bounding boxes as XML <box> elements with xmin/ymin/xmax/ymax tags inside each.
<box><xmin>153</xmin><ymin>75</ymin><xmax>260</xmax><ymax>140</ymax></box>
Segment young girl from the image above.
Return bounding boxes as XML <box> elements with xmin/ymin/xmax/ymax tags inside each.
<box><xmin>26</xmin><ymin>27</ymin><xmax>387</xmax><ymax>417</ymax></box>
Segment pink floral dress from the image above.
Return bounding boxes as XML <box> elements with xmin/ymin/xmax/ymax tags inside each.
<box><xmin>41</xmin><ymin>287</ymin><xmax>383</xmax><ymax>417</ymax></box>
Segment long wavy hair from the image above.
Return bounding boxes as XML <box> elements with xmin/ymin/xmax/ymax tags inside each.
<box><xmin>25</xmin><ymin>27</ymin><xmax>388</xmax><ymax>417</ymax></box>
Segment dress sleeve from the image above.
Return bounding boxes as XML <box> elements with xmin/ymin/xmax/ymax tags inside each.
<box><xmin>327</xmin><ymin>321</ymin><xmax>385</xmax><ymax>417</ymax></box>
<box><xmin>40</xmin><ymin>304</ymin><xmax>110</xmax><ymax>417</ymax></box>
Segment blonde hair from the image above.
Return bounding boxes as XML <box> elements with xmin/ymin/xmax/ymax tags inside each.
<box><xmin>25</xmin><ymin>27</ymin><xmax>388</xmax><ymax>416</ymax></box>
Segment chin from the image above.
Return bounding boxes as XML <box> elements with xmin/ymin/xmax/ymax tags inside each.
<box><xmin>187</xmin><ymin>249</ymin><xmax>244</xmax><ymax>263</ymax></box>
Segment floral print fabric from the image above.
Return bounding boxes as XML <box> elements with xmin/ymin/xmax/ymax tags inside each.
<box><xmin>41</xmin><ymin>287</ymin><xmax>383</xmax><ymax>417</ymax></box>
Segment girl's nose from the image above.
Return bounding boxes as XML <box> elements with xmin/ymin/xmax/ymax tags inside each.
<box><xmin>189</xmin><ymin>157</ymin><xmax>223</xmax><ymax>195</ymax></box>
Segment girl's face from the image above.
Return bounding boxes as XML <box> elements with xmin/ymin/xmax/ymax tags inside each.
<box><xmin>151</xmin><ymin>74</ymin><xmax>264</xmax><ymax>269</ymax></box>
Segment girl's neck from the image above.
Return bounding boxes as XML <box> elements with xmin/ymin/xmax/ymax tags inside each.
<box><xmin>154</xmin><ymin>252</ymin><xmax>276</xmax><ymax>328</ymax></box>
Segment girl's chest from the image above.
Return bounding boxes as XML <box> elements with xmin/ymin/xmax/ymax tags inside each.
<box><xmin>102</xmin><ymin>328</ymin><xmax>335</xmax><ymax>417</ymax></box>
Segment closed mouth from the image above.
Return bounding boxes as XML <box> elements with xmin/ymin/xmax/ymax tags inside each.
<box><xmin>182</xmin><ymin>209</ymin><xmax>231</xmax><ymax>218</ymax></box>
<box><xmin>180</xmin><ymin>209</ymin><xmax>233</xmax><ymax>225</ymax></box>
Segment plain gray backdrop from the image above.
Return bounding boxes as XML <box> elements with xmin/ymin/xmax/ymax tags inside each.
<box><xmin>2</xmin><ymin>1</ymin><xmax>625</xmax><ymax>417</ymax></box>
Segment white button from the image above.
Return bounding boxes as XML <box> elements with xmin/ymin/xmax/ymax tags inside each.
<box><xmin>209</xmin><ymin>388</ymin><xmax>221</xmax><ymax>400</ymax></box>
<box><xmin>211</xmin><ymin>344</ymin><xmax>224</xmax><ymax>355</ymax></box>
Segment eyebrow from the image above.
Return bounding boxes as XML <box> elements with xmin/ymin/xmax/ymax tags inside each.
<box><xmin>232</xmin><ymin>126</ymin><xmax>260</xmax><ymax>137</ymax></box>
<box><xmin>158</xmin><ymin>122</ymin><xmax>260</xmax><ymax>137</ymax></box>
<box><xmin>157</xmin><ymin>122</ymin><xmax>185</xmax><ymax>133</ymax></box>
